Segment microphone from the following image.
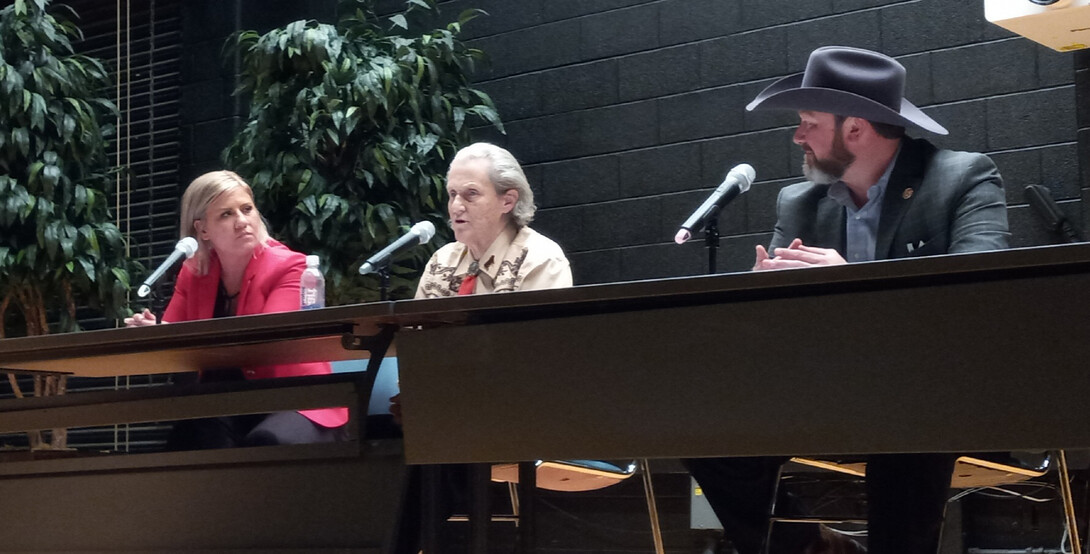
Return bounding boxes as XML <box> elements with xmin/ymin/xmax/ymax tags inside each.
<box><xmin>1024</xmin><ymin>184</ymin><xmax>1083</xmax><ymax>243</ymax></box>
<box><xmin>137</xmin><ymin>237</ymin><xmax>199</xmax><ymax>298</ymax></box>
<box><xmin>359</xmin><ymin>221</ymin><xmax>437</xmax><ymax>275</ymax></box>
<box><xmin>674</xmin><ymin>163</ymin><xmax>756</xmax><ymax>244</ymax></box>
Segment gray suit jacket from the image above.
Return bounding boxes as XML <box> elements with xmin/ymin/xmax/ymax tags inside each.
<box><xmin>769</xmin><ymin>138</ymin><xmax>1009</xmax><ymax>259</ymax></box>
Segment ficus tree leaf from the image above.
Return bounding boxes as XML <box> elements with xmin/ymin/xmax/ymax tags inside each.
<box><xmin>0</xmin><ymin>0</ymin><xmax>137</xmax><ymax>335</ymax></box>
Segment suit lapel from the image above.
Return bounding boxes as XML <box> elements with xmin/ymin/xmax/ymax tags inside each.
<box><xmin>875</xmin><ymin>139</ymin><xmax>925</xmax><ymax>259</ymax></box>
<box><xmin>193</xmin><ymin>258</ymin><xmax>220</xmax><ymax>321</ymax></box>
<box><xmin>236</xmin><ymin>244</ymin><xmax>265</xmax><ymax>315</ymax></box>
<box><xmin>816</xmin><ymin>195</ymin><xmax>847</xmax><ymax>252</ymax></box>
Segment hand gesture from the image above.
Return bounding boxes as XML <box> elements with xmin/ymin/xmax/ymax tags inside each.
<box><xmin>124</xmin><ymin>308</ymin><xmax>159</xmax><ymax>327</ymax></box>
<box><xmin>754</xmin><ymin>238</ymin><xmax>847</xmax><ymax>270</ymax></box>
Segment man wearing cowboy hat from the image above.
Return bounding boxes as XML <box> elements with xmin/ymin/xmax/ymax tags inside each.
<box><xmin>687</xmin><ymin>46</ymin><xmax>1009</xmax><ymax>554</ymax></box>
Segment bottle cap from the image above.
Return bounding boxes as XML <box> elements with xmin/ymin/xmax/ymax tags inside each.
<box><xmin>305</xmin><ymin>255</ymin><xmax>320</xmax><ymax>267</ymax></box>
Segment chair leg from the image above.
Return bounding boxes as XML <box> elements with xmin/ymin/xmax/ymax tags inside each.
<box><xmin>638</xmin><ymin>459</ymin><xmax>665</xmax><ymax>554</ymax></box>
<box><xmin>507</xmin><ymin>480</ymin><xmax>520</xmax><ymax>519</ymax></box>
<box><xmin>1057</xmin><ymin>450</ymin><xmax>1082</xmax><ymax>554</ymax></box>
<box><xmin>763</xmin><ymin>463</ymin><xmax>788</xmax><ymax>554</ymax></box>
<box><xmin>517</xmin><ymin>461</ymin><xmax>536</xmax><ymax>553</ymax></box>
<box><xmin>421</xmin><ymin>465</ymin><xmax>442</xmax><ymax>554</ymax></box>
<box><xmin>469</xmin><ymin>464</ymin><xmax>490</xmax><ymax>554</ymax></box>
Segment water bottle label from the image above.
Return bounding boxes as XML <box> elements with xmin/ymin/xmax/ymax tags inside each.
<box><xmin>302</xmin><ymin>289</ymin><xmax>322</xmax><ymax>309</ymax></box>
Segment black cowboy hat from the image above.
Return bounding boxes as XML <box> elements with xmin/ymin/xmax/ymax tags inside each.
<box><xmin>745</xmin><ymin>46</ymin><xmax>948</xmax><ymax>135</ymax></box>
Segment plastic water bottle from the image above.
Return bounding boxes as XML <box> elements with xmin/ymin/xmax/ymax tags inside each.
<box><xmin>300</xmin><ymin>255</ymin><xmax>325</xmax><ymax>310</ymax></box>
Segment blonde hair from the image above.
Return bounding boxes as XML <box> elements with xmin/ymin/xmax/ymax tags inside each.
<box><xmin>450</xmin><ymin>143</ymin><xmax>536</xmax><ymax>227</ymax></box>
<box><xmin>179</xmin><ymin>170</ymin><xmax>270</xmax><ymax>274</ymax></box>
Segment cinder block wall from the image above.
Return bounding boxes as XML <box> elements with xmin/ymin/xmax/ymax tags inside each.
<box><xmin>1079</xmin><ymin>50</ymin><xmax>1090</xmax><ymax>226</ymax></box>
<box><xmin>443</xmin><ymin>0</ymin><xmax>1083</xmax><ymax>284</ymax></box>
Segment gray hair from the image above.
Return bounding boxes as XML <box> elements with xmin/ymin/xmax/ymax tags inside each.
<box><xmin>179</xmin><ymin>170</ymin><xmax>270</xmax><ymax>275</ymax></box>
<box><xmin>450</xmin><ymin>142</ymin><xmax>536</xmax><ymax>227</ymax></box>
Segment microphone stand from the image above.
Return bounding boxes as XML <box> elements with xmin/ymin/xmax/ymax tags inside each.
<box><xmin>1059</xmin><ymin>220</ymin><xmax>1083</xmax><ymax>244</ymax></box>
<box><xmin>1024</xmin><ymin>185</ymin><xmax>1085</xmax><ymax>244</ymax></box>
<box><xmin>378</xmin><ymin>267</ymin><xmax>390</xmax><ymax>301</ymax></box>
<box><xmin>150</xmin><ymin>287</ymin><xmax>164</xmax><ymax>322</ymax></box>
<box><xmin>703</xmin><ymin>213</ymin><xmax>720</xmax><ymax>275</ymax></box>
<box><xmin>148</xmin><ymin>287</ymin><xmax>165</xmax><ymax>324</ymax></box>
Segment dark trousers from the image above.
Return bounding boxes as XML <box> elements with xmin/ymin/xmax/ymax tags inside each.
<box><xmin>168</xmin><ymin>368</ymin><xmax>348</xmax><ymax>450</ymax></box>
<box><xmin>685</xmin><ymin>453</ymin><xmax>956</xmax><ymax>554</ymax></box>
<box><xmin>168</xmin><ymin>411</ymin><xmax>347</xmax><ymax>450</ymax></box>
<box><xmin>394</xmin><ymin>463</ymin><xmax>472</xmax><ymax>554</ymax></box>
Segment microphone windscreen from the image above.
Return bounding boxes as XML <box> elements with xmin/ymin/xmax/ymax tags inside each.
<box><xmin>733</xmin><ymin>164</ymin><xmax>756</xmax><ymax>192</ymax></box>
<box><xmin>412</xmin><ymin>221</ymin><xmax>436</xmax><ymax>244</ymax></box>
<box><xmin>674</xmin><ymin>229</ymin><xmax>692</xmax><ymax>245</ymax></box>
<box><xmin>178</xmin><ymin>236</ymin><xmax>199</xmax><ymax>258</ymax></box>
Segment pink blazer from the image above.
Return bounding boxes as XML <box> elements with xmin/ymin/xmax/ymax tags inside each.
<box><xmin>162</xmin><ymin>240</ymin><xmax>348</xmax><ymax>428</ymax></box>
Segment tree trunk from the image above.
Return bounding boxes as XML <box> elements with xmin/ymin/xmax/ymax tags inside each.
<box><xmin>7</xmin><ymin>282</ymin><xmax>67</xmax><ymax>450</ymax></box>
<box><xmin>0</xmin><ymin>291</ymin><xmax>45</xmax><ymax>448</ymax></box>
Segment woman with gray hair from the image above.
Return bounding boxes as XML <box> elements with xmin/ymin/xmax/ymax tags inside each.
<box><xmin>415</xmin><ymin>142</ymin><xmax>572</xmax><ymax>297</ymax></box>
<box><xmin>396</xmin><ymin>143</ymin><xmax>571</xmax><ymax>426</ymax></box>
<box><xmin>395</xmin><ymin>145</ymin><xmax>573</xmax><ymax>551</ymax></box>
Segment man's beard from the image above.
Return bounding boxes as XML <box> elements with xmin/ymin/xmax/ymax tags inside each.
<box><xmin>802</xmin><ymin>127</ymin><xmax>855</xmax><ymax>185</ymax></box>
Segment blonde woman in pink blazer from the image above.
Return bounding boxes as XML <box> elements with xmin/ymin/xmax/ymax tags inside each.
<box><xmin>126</xmin><ymin>170</ymin><xmax>346</xmax><ymax>448</ymax></box>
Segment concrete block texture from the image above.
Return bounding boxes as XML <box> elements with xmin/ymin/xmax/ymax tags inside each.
<box><xmin>987</xmin><ymin>87</ymin><xmax>1077</xmax><ymax>150</ymax></box>
<box><xmin>538</xmin><ymin>155</ymin><xmax>621</xmax><ymax>207</ymax></box>
<box><xmin>619</xmin><ymin>44</ymin><xmax>702</xmax><ymax>101</ymax></box>
<box><xmin>659</xmin><ymin>0</ymin><xmax>742</xmax><ymax>46</ymax></box>
<box><xmin>541</xmin><ymin>59</ymin><xmax>620</xmax><ymax>113</ymax></box>
<box><xmin>580</xmin><ymin>3</ymin><xmax>661</xmax><ymax>59</ymax></box>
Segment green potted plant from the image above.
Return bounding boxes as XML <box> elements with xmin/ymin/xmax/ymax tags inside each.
<box><xmin>0</xmin><ymin>0</ymin><xmax>134</xmax><ymax>448</ymax></box>
<box><xmin>224</xmin><ymin>0</ymin><xmax>504</xmax><ymax>304</ymax></box>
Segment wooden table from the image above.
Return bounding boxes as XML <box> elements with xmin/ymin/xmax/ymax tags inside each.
<box><xmin>394</xmin><ymin>243</ymin><xmax>1090</xmax><ymax>463</ymax></box>
<box><xmin>0</xmin><ymin>302</ymin><xmax>405</xmax><ymax>553</ymax></box>
<box><xmin>3</xmin><ymin>243</ymin><xmax>1090</xmax><ymax>553</ymax></box>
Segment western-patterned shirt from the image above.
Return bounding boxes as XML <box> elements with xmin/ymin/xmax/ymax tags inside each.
<box><xmin>415</xmin><ymin>224</ymin><xmax>572</xmax><ymax>298</ymax></box>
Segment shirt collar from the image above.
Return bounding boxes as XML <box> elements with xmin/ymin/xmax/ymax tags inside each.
<box><xmin>827</xmin><ymin>144</ymin><xmax>901</xmax><ymax>213</ymax></box>
<box><xmin>456</xmin><ymin>223</ymin><xmax>519</xmax><ymax>279</ymax></box>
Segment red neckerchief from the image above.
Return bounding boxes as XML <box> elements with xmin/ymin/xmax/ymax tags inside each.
<box><xmin>457</xmin><ymin>260</ymin><xmax>479</xmax><ymax>295</ymax></box>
